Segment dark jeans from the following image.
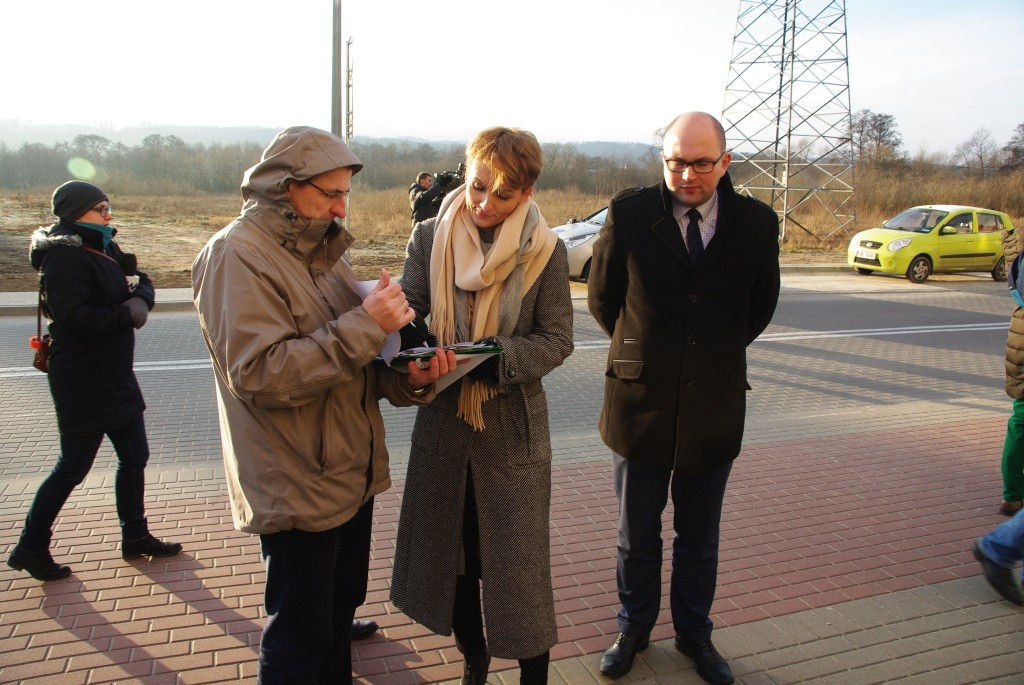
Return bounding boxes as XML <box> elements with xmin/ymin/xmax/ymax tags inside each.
<box><xmin>19</xmin><ymin>417</ymin><xmax>150</xmax><ymax>551</ymax></box>
<box><xmin>613</xmin><ymin>454</ymin><xmax>732</xmax><ymax>641</ymax></box>
<box><xmin>257</xmin><ymin>498</ymin><xmax>373</xmax><ymax>685</ymax></box>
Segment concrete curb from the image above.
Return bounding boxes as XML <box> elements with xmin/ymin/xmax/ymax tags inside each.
<box><xmin>0</xmin><ymin>265</ymin><xmax>850</xmax><ymax>317</ymax></box>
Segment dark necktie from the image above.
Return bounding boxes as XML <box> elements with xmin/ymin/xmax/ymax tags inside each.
<box><xmin>686</xmin><ymin>208</ymin><xmax>703</xmax><ymax>266</ymax></box>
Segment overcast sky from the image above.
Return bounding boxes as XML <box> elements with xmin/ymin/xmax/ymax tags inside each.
<box><xmin>3</xmin><ymin>0</ymin><xmax>1021</xmax><ymax>154</ymax></box>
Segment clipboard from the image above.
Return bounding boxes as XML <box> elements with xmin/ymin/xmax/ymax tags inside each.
<box><xmin>390</xmin><ymin>342</ymin><xmax>502</xmax><ymax>393</ymax></box>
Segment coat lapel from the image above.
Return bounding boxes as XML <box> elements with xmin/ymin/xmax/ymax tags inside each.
<box><xmin>652</xmin><ymin>210</ymin><xmax>689</xmax><ymax>266</ymax></box>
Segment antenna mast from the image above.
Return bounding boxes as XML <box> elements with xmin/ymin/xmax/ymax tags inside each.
<box><xmin>345</xmin><ymin>38</ymin><xmax>354</xmax><ymax>144</ymax></box>
<box><xmin>722</xmin><ymin>0</ymin><xmax>856</xmax><ymax>241</ymax></box>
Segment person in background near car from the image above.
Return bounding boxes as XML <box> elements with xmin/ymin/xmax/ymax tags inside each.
<box><xmin>587</xmin><ymin>112</ymin><xmax>780</xmax><ymax>685</ymax></box>
<box><xmin>191</xmin><ymin>127</ymin><xmax>454</xmax><ymax>684</ymax></box>
<box><xmin>999</xmin><ymin>224</ymin><xmax>1024</xmax><ymax>517</ymax></box>
<box><xmin>390</xmin><ymin>127</ymin><xmax>573</xmax><ymax>685</ymax></box>
<box><xmin>973</xmin><ymin>508</ymin><xmax>1024</xmax><ymax>605</ymax></box>
<box><xmin>7</xmin><ymin>180</ymin><xmax>181</xmax><ymax>582</ymax></box>
<box><xmin>409</xmin><ymin>171</ymin><xmax>445</xmax><ymax>227</ymax></box>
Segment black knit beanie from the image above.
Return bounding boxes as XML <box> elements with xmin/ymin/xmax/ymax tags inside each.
<box><xmin>51</xmin><ymin>180</ymin><xmax>108</xmax><ymax>223</ymax></box>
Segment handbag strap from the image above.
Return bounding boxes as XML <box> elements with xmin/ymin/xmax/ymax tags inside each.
<box><xmin>36</xmin><ymin>275</ymin><xmax>45</xmax><ymax>339</ymax></box>
<box><xmin>81</xmin><ymin>245</ymin><xmax>119</xmax><ymax>264</ymax></box>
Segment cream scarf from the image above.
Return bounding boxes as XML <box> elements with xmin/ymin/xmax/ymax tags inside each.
<box><xmin>429</xmin><ymin>187</ymin><xmax>557</xmax><ymax>430</ymax></box>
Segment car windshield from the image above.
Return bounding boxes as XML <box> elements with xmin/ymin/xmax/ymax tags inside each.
<box><xmin>881</xmin><ymin>208</ymin><xmax>949</xmax><ymax>233</ymax></box>
<box><xmin>585</xmin><ymin>207</ymin><xmax>608</xmax><ymax>224</ymax></box>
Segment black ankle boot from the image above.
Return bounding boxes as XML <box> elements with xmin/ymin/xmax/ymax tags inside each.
<box><xmin>7</xmin><ymin>545</ymin><xmax>71</xmax><ymax>581</ymax></box>
<box><xmin>122</xmin><ymin>533</ymin><xmax>183</xmax><ymax>560</ymax></box>
<box><xmin>461</xmin><ymin>652</ymin><xmax>491</xmax><ymax>685</ymax></box>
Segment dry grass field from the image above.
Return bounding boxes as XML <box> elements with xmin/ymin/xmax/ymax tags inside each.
<box><xmin>0</xmin><ymin>188</ymin><xmax>846</xmax><ymax>293</ymax></box>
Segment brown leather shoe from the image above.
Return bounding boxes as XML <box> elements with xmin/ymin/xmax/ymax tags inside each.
<box><xmin>999</xmin><ymin>500</ymin><xmax>1023</xmax><ymax>516</ymax></box>
<box><xmin>973</xmin><ymin>541</ymin><xmax>1024</xmax><ymax>606</ymax></box>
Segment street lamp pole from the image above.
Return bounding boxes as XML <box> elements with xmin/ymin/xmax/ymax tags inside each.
<box><xmin>331</xmin><ymin>0</ymin><xmax>343</xmax><ymax>138</ymax></box>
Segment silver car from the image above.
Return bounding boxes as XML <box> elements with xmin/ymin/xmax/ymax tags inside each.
<box><xmin>553</xmin><ymin>206</ymin><xmax>607</xmax><ymax>281</ymax></box>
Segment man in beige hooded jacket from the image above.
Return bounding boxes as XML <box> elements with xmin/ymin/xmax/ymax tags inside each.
<box><xmin>192</xmin><ymin>126</ymin><xmax>453</xmax><ymax>684</ymax></box>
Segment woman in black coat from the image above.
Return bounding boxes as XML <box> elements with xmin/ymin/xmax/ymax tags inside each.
<box><xmin>6</xmin><ymin>181</ymin><xmax>181</xmax><ymax>582</ymax></box>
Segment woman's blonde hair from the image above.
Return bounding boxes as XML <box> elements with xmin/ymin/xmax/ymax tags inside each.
<box><xmin>465</xmin><ymin>127</ymin><xmax>543</xmax><ymax>194</ymax></box>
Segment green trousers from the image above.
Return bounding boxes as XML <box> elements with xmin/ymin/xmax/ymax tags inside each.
<box><xmin>1002</xmin><ymin>398</ymin><xmax>1024</xmax><ymax>501</ymax></box>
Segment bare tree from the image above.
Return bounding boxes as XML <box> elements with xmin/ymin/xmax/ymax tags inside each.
<box><xmin>72</xmin><ymin>134</ymin><xmax>111</xmax><ymax>160</ymax></box>
<box><xmin>849</xmin><ymin>110</ymin><xmax>904</xmax><ymax>165</ymax></box>
<box><xmin>953</xmin><ymin>128</ymin><xmax>1001</xmax><ymax>176</ymax></box>
<box><xmin>1003</xmin><ymin>122</ymin><xmax>1024</xmax><ymax>170</ymax></box>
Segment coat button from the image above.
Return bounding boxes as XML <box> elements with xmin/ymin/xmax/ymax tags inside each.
<box><xmin>687</xmin><ymin>336</ymin><xmax>696</xmax><ymax>345</ymax></box>
<box><xmin>508</xmin><ymin>369</ymin><xmax>516</xmax><ymax>378</ymax></box>
<box><xmin>688</xmin><ymin>294</ymin><xmax>698</xmax><ymax>303</ymax></box>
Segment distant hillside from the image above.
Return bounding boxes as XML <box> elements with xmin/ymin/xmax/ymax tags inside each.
<box><xmin>0</xmin><ymin>121</ymin><xmax>280</xmax><ymax>147</ymax></box>
<box><xmin>0</xmin><ymin>121</ymin><xmax>654</xmax><ymax>160</ymax></box>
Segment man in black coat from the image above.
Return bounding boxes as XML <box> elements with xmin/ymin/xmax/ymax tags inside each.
<box><xmin>588</xmin><ymin>112</ymin><xmax>780</xmax><ymax>684</ymax></box>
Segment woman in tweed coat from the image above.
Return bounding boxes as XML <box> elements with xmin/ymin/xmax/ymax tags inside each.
<box><xmin>390</xmin><ymin>128</ymin><xmax>573</xmax><ymax>685</ymax></box>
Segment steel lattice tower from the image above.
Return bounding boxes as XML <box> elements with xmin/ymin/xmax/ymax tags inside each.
<box><xmin>722</xmin><ymin>0</ymin><xmax>855</xmax><ymax>241</ymax></box>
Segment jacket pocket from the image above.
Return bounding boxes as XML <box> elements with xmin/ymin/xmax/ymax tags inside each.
<box><xmin>497</xmin><ymin>384</ymin><xmax>549</xmax><ymax>466</ymax></box>
<box><xmin>608</xmin><ymin>359</ymin><xmax>643</xmax><ymax>380</ymax></box>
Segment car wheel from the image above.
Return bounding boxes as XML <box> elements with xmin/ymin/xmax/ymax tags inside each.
<box><xmin>992</xmin><ymin>256</ymin><xmax>1007</xmax><ymax>282</ymax></box>
<box><xmin>855</xmin><ymin>268</ymin><xmax>873</xmax><ymax>275</ymax></box>
<box><xmin>579</xmin><ymin>259</ymin><xmax>591</xmax><ymax>283</ymax></box>
<box><xmin>906</xmin><ymin>255</ymin><xmax>931</xmax><ymax>283</ymax></box>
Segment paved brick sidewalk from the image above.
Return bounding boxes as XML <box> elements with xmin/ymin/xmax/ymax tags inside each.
<box><xmin>3</xmin><ymin>277</ymin><xmax>1024</xmax><ymax>683</ymax></box>
<box><xmin>3</xmin><ymin>418</ymin><xmax>1022</xmax><ymax>683</ymax></box>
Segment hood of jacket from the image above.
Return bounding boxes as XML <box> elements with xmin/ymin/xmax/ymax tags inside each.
<box><xmin>29</xmin><ymin>222</ymin><xmax>114</xmax><ymax>270</ymax></box>
<box><xmin>236</xmin><ymin>126</ymin><xmax>362</xmax><ymax>264</ymax></box>
<box><xmin>241</xmin><ymin>126</ymin><xmax>362</xmax><ymax>204</ymax></box>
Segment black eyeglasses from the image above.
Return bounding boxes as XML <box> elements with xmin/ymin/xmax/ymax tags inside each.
<box><xmin>306</xmin><ymin>179</ymin><xmax>349</xmax><ymax>201</ymax></box>
<box><xmin>661</xmin><ymin>152</ymin><xmax>726</xmax><ymax>174</ymax></box>
<box><xmin>91</xmin><ymin>204</ymin><xmax>112</xmax><ymax>215</ymax></box>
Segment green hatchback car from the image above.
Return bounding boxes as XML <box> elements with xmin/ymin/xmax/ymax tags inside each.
<box><xmin>847</xmin><ymin>205</ymin><xmax>1015</xmax><ymax>283</ymax></box>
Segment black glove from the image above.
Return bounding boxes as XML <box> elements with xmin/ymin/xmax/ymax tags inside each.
<box><xmin>123</xmin><ymin>296</ymin><xmax>149</xmax><ymax>329</ymax></box>
<box><xmin>120</xmin><ymin>253</ymin><xmax>138</xmax><ymax>276</ymax></box>
<box><xmin>467</xmin><ymin>337</ymin><xmax>502</xmax><ymax>383</ymax></box>
<box><xmin>467</xmin><ymin>354</ymin><xmax>500</xmax><ymax>384</ymax></box>
<box><xmin>398</xmin><ymin>316</ymin><xmax>437</xmax><ymax>351</ymax></box>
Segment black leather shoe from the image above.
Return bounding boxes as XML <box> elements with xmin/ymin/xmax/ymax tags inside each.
<box><xmin>675</xmin><ymin>637</ymin><xmax>734</xmax><ymax>685</ymax></box>
<box><xmin>351</xmin><ymin>618</ymin><xmax>379</xmax><ymax>641</ymax></box>
<box><xmin>122</xmin><ymin>534</ymin><xmax>183</xmax><ymax>560</ymax></box>
<box><xmin>7</xmin><ymin>546</ymin><xmax>71</xmax><ymax>581</ymax></box>
<box><xmin>599</xmin><ymin>632</ymin><xmax>649</xmax><ymax>678</ymax></box>
<box><xmin>461</xmin><ymin>651</ymin><xmax>490</xmax><ymax>685</ymax></box>
<box><xmin>973</xmin><ymin>541</ymin><xmax>1024</xmax><ymax>606</ymax></box>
